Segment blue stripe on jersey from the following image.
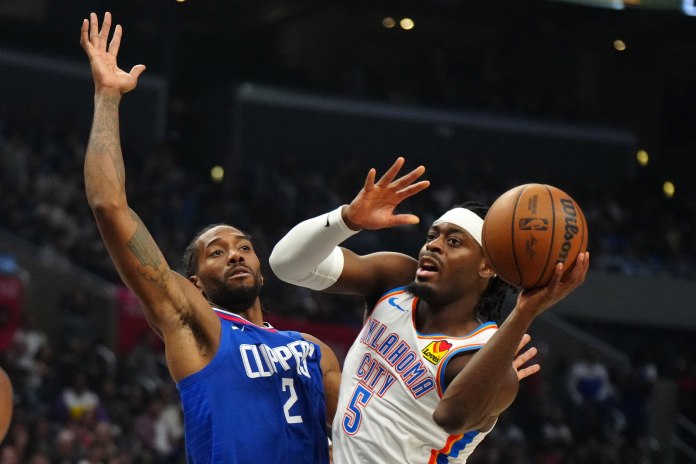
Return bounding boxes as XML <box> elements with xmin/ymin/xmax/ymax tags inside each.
<box><xmin>437</xmin><ymin>431</ymin><xmax>479</xmax><ymax>463</ymax></box>
<box><xmin>438</xmin><ymin>346</ymin><xmax>484</xmax><ymax>394</ymax></box>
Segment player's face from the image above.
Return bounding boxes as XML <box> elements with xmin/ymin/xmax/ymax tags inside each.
<box><xmin>193</xmin><ymin>226</ymin><xmax>264</xmax><ymax>311</ymax></box>
<box><xmin>409</xmin><ymin>223</ymin><xmax>491</xmax><ymax>304</ymax></box>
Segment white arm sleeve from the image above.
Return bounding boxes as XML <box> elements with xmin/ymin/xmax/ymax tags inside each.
<box><xmin>269</xmin><ymin>205</ymin><xmax>360</xmax><ymax>290</ymax></box>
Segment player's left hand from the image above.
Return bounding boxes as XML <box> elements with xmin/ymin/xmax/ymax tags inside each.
<box><xmin>513</xmin><ymin>334</ymin><xmax>540</xmax><ymax>381</ymax></box>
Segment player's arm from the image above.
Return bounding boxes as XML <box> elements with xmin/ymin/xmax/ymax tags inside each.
<box><xmin>433</xmin><ymin>255</ymin><xmax>589</xmax><ymax>434</ymax></box>
<box><xmin>81</xmin><ymin>13</ymin><xmax>219</xmax><ymax>379</ymax></box>
<box><xmin>269</xmin><ymin>157</ymin><xmax>429</xmax><ymax>297</ymax></box>
<box><xmin>303</xmin><ymin>334</ymin><xmax>341</xmax><ymax>425</ymax></box>
<box><xmin>434</xmin><ymin>335</ymin><xmax>539</xmax><ymax>434</ymax></box>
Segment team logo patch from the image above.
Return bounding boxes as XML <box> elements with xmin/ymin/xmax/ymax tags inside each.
<box><xmin>421</xmin><ymin>340</ymin><xmax>453</xmax><ymax>365</ymax></box>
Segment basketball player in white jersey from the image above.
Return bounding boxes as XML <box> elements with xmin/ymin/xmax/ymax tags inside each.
<box><xmin>270</xmin><ymin>157</ymin><xmax>589</xmax><ymax>463</ymax></box>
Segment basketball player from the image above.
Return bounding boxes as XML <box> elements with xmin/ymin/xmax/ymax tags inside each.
<box><xmin>80</xmin><ymin>13</ymin><xmax>340</xmax><ymax>463</ymax></box>
<box><xmin>270</xmin><ymin>157</ymin><xmax>589</xmax><ymax>463</ymax></box>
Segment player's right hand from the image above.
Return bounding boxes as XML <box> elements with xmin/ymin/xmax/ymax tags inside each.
<box><xmin>516</xmin><ymin>251</ymin><xmax>590</xmax><ymax>320</ymax></box>
<box><xmin>342</xmin><ymin>157</ymin><xmax>430</xmax><ymax>230</ymax></box>
<box><xmin>80</xmin><ymin>12</ymin><xmax>145</xmax><ymax>95</ymax></box>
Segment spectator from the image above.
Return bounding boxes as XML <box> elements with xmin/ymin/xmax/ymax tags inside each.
<box><xmin>56</xmin><ymin>372</ymin><xmax>102</xmax><ymax>423</ymax></box>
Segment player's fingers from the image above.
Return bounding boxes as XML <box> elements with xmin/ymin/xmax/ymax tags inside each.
<box><xmin>89</xmin><ymin>12</ymin><xmax>99</xmax><ymax>47</ymax></box>
<box><xmin>130</xmin><ymin>64</ymin><xmax>147</xmax><ymax>80</ymax></box>
<box><xmin>80</xmin><ymin>19</ymin><xmax>92</xmax><ymax>51</ymax></box>
<box><xmin>389</xmin><ymin>165</ymin><xmax>426</xmax><ymax>190</ymax></box>
<box><xmin>375</xmin><ymin>157</ymin><xmax>405</xmax><ymax>187</ymax></box>
<box><xmin>363</xmin><ymin>168</ymin><xmax>377</xmax><ymax>192</ymax></box>
<box><xmin>109</xmin><ymin>24</ymin><xmax>122</xmax><ymax>56</ymax></box>
<box><xmin>391</xmin><ymin>213</ymin><xmax>421</xmax><ymax>226</ymax></box>
<box><xmin>517</xmin><ymin>364</ymin><xmax>540</xmax><ymax>381</ymax></box>
<box><xmin>575</xmin><ymin>251</ymin><xmax>590</xmax><ymax>277</ymax></box>
<box><xmin>563</xmin><ymin>251</ymin><xmax>589</xmax><ymax>289</ymax></box>
<box><xmin>513</xmin><ymin>346</ymin><xmax>537</xmax><ymax>369</ymax></box>
<box><xmin>515</xmin><ymin>333</ymin><xmax>532</xmax><ymax>354</ymax></box>
<box><xmin>549</xmin><ymin>262</ymin><xmax>563</xmax><ymax>287</ymax></box>
<box><xmin>396</xmin><ymin>180</ymin><xmax>430</xmax><ymax>201</ymax></box>
<box><xmin>99</xmin><ymin>12</ymin><xmax>112</xmax><ymax>52</ymax></box>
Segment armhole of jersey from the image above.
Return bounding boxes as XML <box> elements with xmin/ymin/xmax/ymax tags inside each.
<box><xmin>298</xmin><ymin>332</ymin><xmax>324</xmax><ymax>365</ymax></box>
<box><xmin>435</xmin><ymin>345</ymin><xmax>484</xmax><ymax>397</ymax></box>
<box><xmin>176</xmin><ymin>320</ymin><xmax>230</xmax><ymax>389</ymax></box>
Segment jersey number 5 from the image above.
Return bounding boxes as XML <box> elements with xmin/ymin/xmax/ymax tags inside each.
<box><xmin>282</xmin><ymin>378</ymin><xmax>303</xmax><ymax>424</ymax></box>
<box><xmin>342</xmin><ymin>384</ymin><xmax>373</xmax><ymax>435</ymax></box>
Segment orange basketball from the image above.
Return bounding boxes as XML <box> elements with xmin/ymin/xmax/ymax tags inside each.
<box><xmin>482</xmin><ymin>184</ymin><xmax>588</xmax><ymax>289</ymax></box>
<box><xmin>0</xmin><ymin>367</ymin><xmax>12</xmax><ymax>443</ymax></box>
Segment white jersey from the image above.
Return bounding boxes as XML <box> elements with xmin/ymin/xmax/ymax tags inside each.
<box><xmin>332</xmin><ymin>287</ymin><xmax>498</xmax><ymax>464</ymax></box>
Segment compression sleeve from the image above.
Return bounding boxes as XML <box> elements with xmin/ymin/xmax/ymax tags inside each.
<box><xmin>269</xmin><ymin>205</ymin><xmax>360</xmax><ymax>290</ymax></box>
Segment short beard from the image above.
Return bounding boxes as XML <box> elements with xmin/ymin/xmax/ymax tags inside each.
<box><xmin>206</xmin><ymin>280</ymin><xmax>263</xmax><ymax>313</ymax></box>
<box><xmin>405</xmin><ymin>281</ymin><xmax>435</xmax><ymax>302</ymax></box>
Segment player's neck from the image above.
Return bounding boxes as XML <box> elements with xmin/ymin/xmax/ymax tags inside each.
<box><xmin>214</xmin><ymin>300</ymin><xmax>265</xmax><ymax>326</ymax></box>
<box><xmin>415</xmin><ymin>298</ymin><xmax>481</xmax><ymax>336</ymax></box>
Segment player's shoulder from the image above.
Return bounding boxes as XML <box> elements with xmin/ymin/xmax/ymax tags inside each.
<box><xmin>298</xmin><ymin>332</ymin><xmax>328</xmax><ymax>349</ymax></box>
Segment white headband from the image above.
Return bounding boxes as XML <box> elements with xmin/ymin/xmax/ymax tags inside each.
<box><xmin>432</xmin><ymin>208</ymin><xmax>484</xmax><ymax>246</ymax></box>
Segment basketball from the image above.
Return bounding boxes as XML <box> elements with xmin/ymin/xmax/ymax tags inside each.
<box><xmin>482</xmin><ymin>184</ymin><xmax>588</xmax><ymax>289</ymax></box>
<box><xmin>0</xmin><ymin>367</ymin><xmax>12</xmax><ymax>443</ymax></box>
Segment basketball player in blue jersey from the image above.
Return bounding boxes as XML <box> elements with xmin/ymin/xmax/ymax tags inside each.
<box><xmin>80</xmin><ymin>13</ymin><xmax>340</xmax><ymax>464</ymax></box>
<box><xmin>270</xmin><ymin>157</ymin><xmax>589</xmax><ymax>463</ymax></box>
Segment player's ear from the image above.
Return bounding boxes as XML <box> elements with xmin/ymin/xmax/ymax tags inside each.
<box><xmin>189</xmin><ymin>275</ymin><xmax>204</xmax><ymax>293</ymax></box>
<box><xmin>479</xmin><ymin>260</ymin><xmax>496</xmax><ymax>279</ymax></box>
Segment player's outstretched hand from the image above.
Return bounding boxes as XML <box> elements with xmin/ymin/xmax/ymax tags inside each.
<box><xmin>516</xmin><ymin>251</ymin><xmax>590</xmax><ymax>320</ymax></box>
<box><xmin>343</xmin><ymin>157</ymin><xmax>430</xmax><ymax>231</ymax></box>
<box><xmin>80</xmin><ymin>12</ymin><xmax>145</xmax><ymax>95</ymax></box>
<box><xmin>513</xmin><ymin>334</ymin><xmax>540</xmax><ymax>381</ymax></box>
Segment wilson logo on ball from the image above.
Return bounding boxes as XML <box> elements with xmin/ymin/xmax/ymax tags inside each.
<box><xmin>518</xmin><ymin>218</ymin><xmax>548</xmax><ymax>231</ymax></box>
<box><xmin>556</xmin><ymin>199</ymin><xmax>580</xmax><ymax>264</ymax></box>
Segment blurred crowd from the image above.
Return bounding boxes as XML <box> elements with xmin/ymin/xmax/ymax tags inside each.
<box><xmin>1</xmin><ymin>290</ymin><xmax>183</xmax><ymax>463</ymax></box>
<box><xmin>1</xmin><ymin>108</ymin><xmax>695</xmax><ymax>293</ymax></box>
<box><xmin>1</xmin><ymin>107</ymin><xmax>695</xmax><ymax>463</ymax></box>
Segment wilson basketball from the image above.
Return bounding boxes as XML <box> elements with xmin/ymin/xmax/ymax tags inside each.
<box><xmin>482</xmin><ymin>184</ymin><xmax>588</xmax><ymax>289</ymax></box>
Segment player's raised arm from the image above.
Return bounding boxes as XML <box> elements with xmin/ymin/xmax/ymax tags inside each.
<box><xmin>81</xmin><ymin>13</ymin><xmax>215</xmax><ymax>353</ymax></box>
<box><xmin>433</xmin><ymin>253</ymin><xmax>589</xmax><ymax>434</ymax></box>
<box><xmin>270</xmin><ymin>157</ymin><xmax>430</xmax><ymax>297</ymax></box>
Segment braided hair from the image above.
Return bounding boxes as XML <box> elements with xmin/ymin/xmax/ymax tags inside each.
<box><xmin>453</xmin><ymin>202</ymin><xmax>517</xmax><ymax>323</ymax></box>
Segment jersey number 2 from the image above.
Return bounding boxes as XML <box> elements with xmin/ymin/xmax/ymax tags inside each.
<box><xmin>282</xmin><ymin>378</ymin><xmax>303</xmax><ymax>424</ymax></box>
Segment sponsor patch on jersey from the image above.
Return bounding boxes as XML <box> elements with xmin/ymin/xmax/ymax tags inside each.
<box><xmin>421</xmin><ymin>340</ymin><xmax>453</xmax><ymax>365</ymax></box>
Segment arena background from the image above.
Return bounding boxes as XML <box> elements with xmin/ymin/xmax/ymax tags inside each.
<box><xmin>0</xmin><ymin>0</ymin><xmax>695</xmax><ymax>462</ymax></box>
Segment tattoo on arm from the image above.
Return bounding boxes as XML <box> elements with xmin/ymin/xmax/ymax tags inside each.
<box><xmin>127</xmin><ymin>210</ymin><xmax>169</xmax><ymax>288</ymax></box>
<box><xmin>87</xmin><ymin>95</ymin><xmax>126</xmax><ymax>186</ymax></box>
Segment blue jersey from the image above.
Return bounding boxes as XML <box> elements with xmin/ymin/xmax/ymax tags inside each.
<box><xmin>177</xmin><ymin>308</ymin><xmax>329</xmax><ymax>464</ymax></box>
